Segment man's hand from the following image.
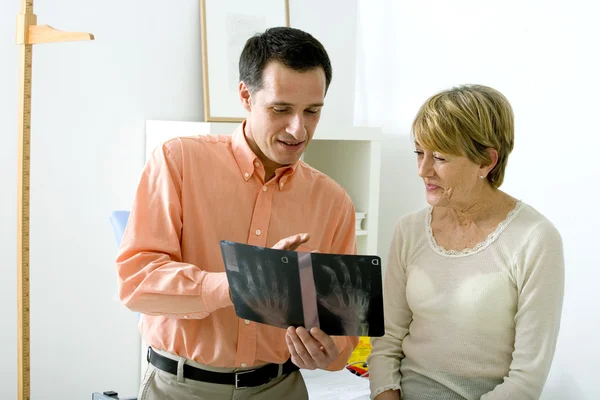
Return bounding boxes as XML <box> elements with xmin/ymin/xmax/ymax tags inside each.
<box><xmin>285</xmin><ymin>326</ymin><xmax>339</xmax><ymax>370</ymax></box>
<box><xmin>272</xmin><ymin>233</ymin><xmax>310</xmax><ymax>251</ymax></box>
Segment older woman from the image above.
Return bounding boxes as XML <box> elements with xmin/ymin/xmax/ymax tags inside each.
<box><xmin>367</xmin><ymin>85</ymin><xmax>564</xmax><ymax>400</ymax></box>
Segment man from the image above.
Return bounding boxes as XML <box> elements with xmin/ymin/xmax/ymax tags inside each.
<box><xmin>116</xmin><ymin>26</ymin><xmax>359</xmax><ymax>399</ymax></box>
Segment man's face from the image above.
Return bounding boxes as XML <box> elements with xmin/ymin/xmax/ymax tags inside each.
<box><xmin>240</xmin><ymin>61</ymin><xmax>326</xmax><ymax>173</ymax></box>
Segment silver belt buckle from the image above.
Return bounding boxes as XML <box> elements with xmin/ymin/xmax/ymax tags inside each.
<box><xmin>235</xmin><ymin>369</ymin><xmax>254</xmax><ymax>389</ymax></box>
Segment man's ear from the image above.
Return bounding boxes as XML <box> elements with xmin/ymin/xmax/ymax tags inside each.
<box><xmin>480</xmin><ymin>148</ymin><xmax>499</xmax><ymax>177</ymax></box>
<box><xmin>239</xmin><ymin>81</ymin><xmax>252</xmax><ymax>112</ymax></box>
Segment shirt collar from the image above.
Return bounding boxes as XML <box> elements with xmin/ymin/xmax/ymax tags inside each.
<box><xmin>231</xmin><ymin>120</ymin><xmax>300</xmax><ymax>185</ymax></box>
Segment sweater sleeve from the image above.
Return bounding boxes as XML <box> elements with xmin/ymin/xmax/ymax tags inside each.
<box><xmin>367</xmin><ymin>222</ymin><xmax>411</xmax><ymax>399</ymax></box>
<box><xmin>481</xmin><ymin>219</ymin><xmax>565</xmax><ymax>400</ymax></box>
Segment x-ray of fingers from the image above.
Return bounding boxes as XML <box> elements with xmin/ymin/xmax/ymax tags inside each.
<box><xmin>220</xmin><ymin>240</ymin><xmax>384</xmax><ymax>336</ymax></box>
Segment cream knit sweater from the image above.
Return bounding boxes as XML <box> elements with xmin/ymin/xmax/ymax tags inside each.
<box><xmin>368</xmin><ymin>202</ymin><xmax>564</xmax><ymax>400</ymax></box>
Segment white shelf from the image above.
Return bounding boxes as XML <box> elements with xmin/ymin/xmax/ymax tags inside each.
<box><xmin>302</xmin><ymin>139</ymin><xmax>381</xmax><ymax>256</ymax></box>
<box><xmin>145</xmin><ymin>120</ymin><xmax>238</xmax><ymax>160</ymax></box>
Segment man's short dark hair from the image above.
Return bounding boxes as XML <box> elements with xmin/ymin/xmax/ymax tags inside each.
<box><xmin>239</xmin><ymin>26</ymin><xmax>332</xmax><ymax>95</ymax></box>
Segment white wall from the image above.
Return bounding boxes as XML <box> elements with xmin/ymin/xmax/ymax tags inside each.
<box><xmin>371</xmin><ymin>1</ymin><xmax>600</xmax><ymax>398</ymax></box>
<box><xmin>2</xmin><ymin>0</ymin><xmax>598</xmax><ymax>399</ymax></box>
<box><xmin>0</xmin><ymin>0</ymin><xmax>204</xmax><ymax>398</ymax></box>
<box><xmin>289</xmin><ymin>0</ymin><xmax>359</xmax><ymax>130</ymax></box>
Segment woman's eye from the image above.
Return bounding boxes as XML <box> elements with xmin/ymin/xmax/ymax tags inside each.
<box><xmin>273</xmin><ymin>108</ymin><xmax>287</xmax><ymax>114</ymax></box>
<box><xmin>305</xmin><ymin>109</ymin><xmax>320</xmax><ymax>115</ymax></box>
<box><xmin>414</xmin><ymin>150</ymin><xmax>445</xmax><ymax>161</ymax></box>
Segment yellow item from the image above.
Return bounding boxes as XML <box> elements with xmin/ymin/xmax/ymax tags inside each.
<box><xmin>345</xmin><ymin>336</ymin><xmax>372</xmax><ymax>377</ymax></box>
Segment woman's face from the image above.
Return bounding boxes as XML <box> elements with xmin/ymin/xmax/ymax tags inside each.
<box><xmin>414</xmin><ymin>143</ymin><xmax>485</xmax><ymax>209</ymax></box>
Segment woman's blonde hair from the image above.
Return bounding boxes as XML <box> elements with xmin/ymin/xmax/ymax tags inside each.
<box><xmin>412</xmin><ymin>84</ymin><xmax>514</xmax><ymax>188</ymax></box>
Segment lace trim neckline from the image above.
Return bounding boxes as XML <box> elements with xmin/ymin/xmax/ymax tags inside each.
<box><xmin>425</xmin><ymin>201</ymin><xmax>524</xmax><ymax>257</ymax></box>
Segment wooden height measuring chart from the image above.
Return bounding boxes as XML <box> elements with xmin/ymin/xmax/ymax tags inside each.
<box><xmin>15</xmin><ymin>1</ymin><xmax>93</xmax><ymax>398</ymax></box>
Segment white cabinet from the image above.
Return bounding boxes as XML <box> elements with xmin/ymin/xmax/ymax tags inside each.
<box><xmin>301</xmin><ymin>136</ymin><xmax>381</xmax><ymax>256</ymax></box>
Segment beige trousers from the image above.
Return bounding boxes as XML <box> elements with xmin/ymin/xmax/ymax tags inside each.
<box><xmin>138</xmin><ymin>349</ymin><xmax>309</xmax><ymax>400</ymax></box>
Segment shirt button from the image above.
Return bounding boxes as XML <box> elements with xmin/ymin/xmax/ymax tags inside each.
<box><xmin>241</xmin><ymin>363</ymin><xmax>247</xmax><ymax>368</ymax></box>
<box><xmin>244</xmin><ymin>319</ymin><xmax>250</xmax><ymax>325</ymax></box>
<box><xmin>254</xmin><ymin>161</ymin><xmax>260</xmax><ymax>167</ymax></box>
<box><xmin>255</xmin><ymin>229</ymin><xmax>261</xmax><ymax>236</ymax></box>
<box><xmin>262</xmin><ymin>186</ymin><xmax>268</xmax><ymax>192</ymax></box>
<box><xmin>244</xmin><ymin>172</ymin><xmax>249</xmax><ymax>178</ymax></box>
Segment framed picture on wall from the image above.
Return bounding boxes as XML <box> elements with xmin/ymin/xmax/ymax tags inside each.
<box><xmin>200</xmin><ymin>0</ymin><xmax>290</xmax><ymax>122</ymax></box>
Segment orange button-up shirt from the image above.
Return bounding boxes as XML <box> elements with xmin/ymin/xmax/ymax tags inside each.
<box><xmin>116</xmin><ymin>122</ymin><xmax>358</xmax><ymax>370</ymax></box>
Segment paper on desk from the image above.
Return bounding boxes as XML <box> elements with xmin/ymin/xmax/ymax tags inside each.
<box><xmin>301</xmin><ymin>369</ymin><xmax>371</xmax><ymax>400</ymax></box>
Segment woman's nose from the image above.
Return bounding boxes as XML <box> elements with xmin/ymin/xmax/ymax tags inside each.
<box><xmin>418</xmin><ymin>157</ymin><xmax>434</xmax><ymax>178</ymax></box>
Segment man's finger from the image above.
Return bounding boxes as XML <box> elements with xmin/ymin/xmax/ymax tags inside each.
<box><xmin>286</xmin><ymin>234</ymin><xmax>309</xmax><ymax>250</ymax></box>
<box><xmin>287</xmin><ymin>327</ymin><xmax>316</xmax><ymax>369</ymax></box>
<box><xmin>286</xmin><ymin>332</ymin><xmax>304</xmax><ymax>368</ymax></box>
<box><xmin>309</xmin><ymin>327</ymin><xmax>339</xmax><ymax>358</ymax></box>
<box><xmin>296</xmin><ymin>327</ymin><xmax>329</xmax><ymax>365</ymax></box>
<box><xmin>287</xmin><ymin>233</ymin><xmax>309</xmax><ymax>249</ymax></box>
<box><xmin>273</xmin><ymin>233</ymin><xmax>310</xmax><ymax>250</ymax></box>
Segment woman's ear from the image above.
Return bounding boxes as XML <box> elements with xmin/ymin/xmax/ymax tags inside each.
<box><xmin>480</xmin><ymin>148</ymin><xmax>499</xmax><ymax>177</ymax></box>
<box><xmin>239</xmin><ymin>81</ymin><xmax>252</xmax><ymax>112</ymax></box>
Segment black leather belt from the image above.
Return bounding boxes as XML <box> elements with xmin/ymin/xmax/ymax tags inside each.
<box><xmin>147</xmin><ymin>347</ymin><xmax>300</xmax><ymax>389</ymax></box>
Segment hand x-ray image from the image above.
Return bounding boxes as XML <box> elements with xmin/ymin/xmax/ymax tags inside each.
<box><xmin>313</xmin><ymin>255</ymin><xmax>384</xmax><ymax>337</ymax></box>
<box><xmin>220</xmin><ymin>241</ymin><xmax>384</xmax><ymax>337</ymax></box>
<box><xmin>221</xmin><ymin>241</ymin><xmax>305</xmax><ymax>329</ymax></box>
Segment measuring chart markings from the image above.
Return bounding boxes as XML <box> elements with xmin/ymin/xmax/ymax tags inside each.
<box><xmin>15</xmin><ymin>1</ymin><xmax>93</xmax><ymax>398</ymax></box>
